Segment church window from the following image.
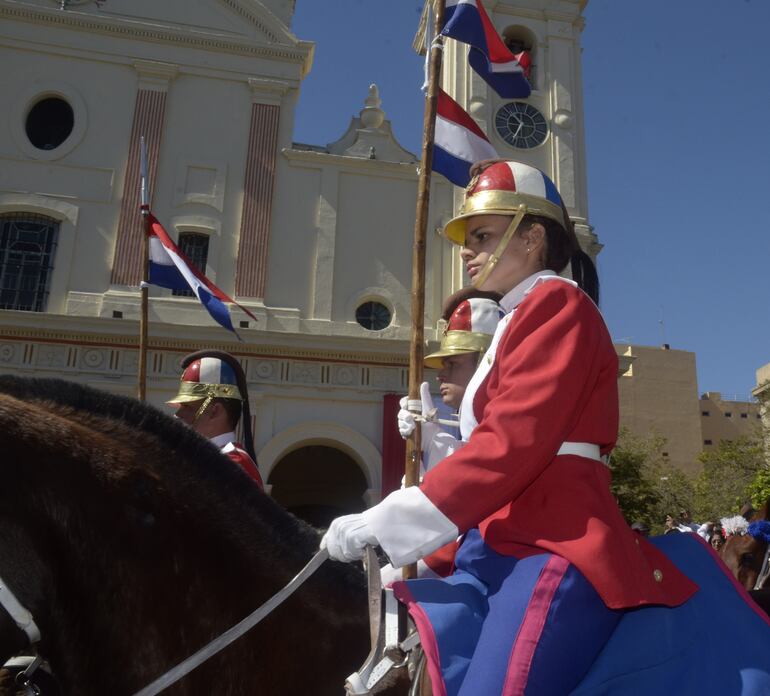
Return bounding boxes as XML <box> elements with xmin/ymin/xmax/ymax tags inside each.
<box><xmin>25</xmin><ymin>97</ymin><xmax>74</xmax><ymax>151</ymax></box>
<box><xmin>173</xmin><ymin>233</ymin><xmax>209</xmax><ymax>297</ymax></box>
<box><xmin>725</xmin><ymin>412</ymin><xmax>732</xmax><ymax>418</ymax></box>
<box><xmin>701</xmin><ymin>410</ymin><xmax>710</xmax><ymax>416</ymax></box>
<box><xmin>0</xmin><ymin>213</ymin><xmax>59</xmax><ymax>312</ymax></box>
<box><xmin>704</xmin><ymin>439</ymin><xmax>713</xmax><ymax>445</ymax></box>
<box><xmin>355</xmin><ymin>301</ymin><xmax>391</xmax><ymax>331</ymax></box>
<box><xmin>740</xmin><ymin>413</ymin><xmax>748</xmax><ymax>419</ymax></box>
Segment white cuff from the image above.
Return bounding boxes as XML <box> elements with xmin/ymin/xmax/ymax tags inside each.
<box><xmin>363</xmin><ymin>487</ymin><xmax>458</xmax><ymax>568</ymax></box>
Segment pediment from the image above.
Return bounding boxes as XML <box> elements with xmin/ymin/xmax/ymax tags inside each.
<box><xmin>1</xmin><ymin>0</ymin><xmax>305</xmax><ymax>50</ymax></box>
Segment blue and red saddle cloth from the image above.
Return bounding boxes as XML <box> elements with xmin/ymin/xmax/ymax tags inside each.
<box><xmin>392</xmin><ymin>531</ymin><xmax>770</xmax><ymax>696</ymax></box>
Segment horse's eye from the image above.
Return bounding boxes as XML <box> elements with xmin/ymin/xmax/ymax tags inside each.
<box><xmin>741</xmin><ymin>554</ymin><xmax>755</xmax><ymax>567</ymax></box>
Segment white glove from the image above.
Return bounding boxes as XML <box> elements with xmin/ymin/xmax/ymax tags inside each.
<box><xmin>320</xmin><ymin>513</ymin><xmax>378</xmax><ymax>562</ymax></box>
<box><xmin>397</xmin><ymin>382</ymin><xmax>439</xmax><ymax>441</ymax></box>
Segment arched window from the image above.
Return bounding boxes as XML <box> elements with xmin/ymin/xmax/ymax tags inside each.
<box><xmin>172</xmin><ymin>232</ymin><xmax>210</xmax><ymax>297</ymax></box>
<box><xmin>0</xmin><ymin>213</ymin><xmax>59</xmax><ymax>312</ymax></box>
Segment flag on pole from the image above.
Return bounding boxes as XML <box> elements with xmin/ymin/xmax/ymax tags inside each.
<box><xmin>146</xmin><ymin>214</ymin><xmax>256</xmax><ymax>337</ymax></box>
<box><xmin>433</xmin><ymin>89</ymin><xmax>498</xmax><ymax>188</ymax></box>
<box><xmin>442</xmin><ymin>0</ymin><xmax>531</xmax><ymax>99</ymax></box>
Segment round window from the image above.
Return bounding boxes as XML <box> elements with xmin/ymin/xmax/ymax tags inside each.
<box><xmin>25</xmin><ymin>97</ymin><xmax>74</xmax><ymax>151</ymax></box>
<box><xmin>355</xmin><ymin>301</ymin><xmax>391</xmax><ymax>331</ymax></box>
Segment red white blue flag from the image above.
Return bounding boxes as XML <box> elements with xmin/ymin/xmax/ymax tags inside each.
<box><xmin>442</xmin><ymin>0</ymin><xmax>531</xmax><ymax>99</ymax></box>
<box><xmin>433</xmin><ymin>89</ymin><xmax>498</xmax><ymax>188</ymax></box>
<box><xmin>146</xmin><ymin>214</ymin><xmax>256</xmax><ymax>337</ymax></box>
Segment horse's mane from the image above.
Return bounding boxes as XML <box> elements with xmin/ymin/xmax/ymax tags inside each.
<box><xmin>0</xmin><ymin>375</ymin><xmax>366</xmax><ymax>614</ymax></box>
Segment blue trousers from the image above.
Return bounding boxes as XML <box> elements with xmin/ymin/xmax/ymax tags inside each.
<box><xmin>394</xmin><ymin>530</ymin><xmax>622</xmax><ymax>696</ymax></box>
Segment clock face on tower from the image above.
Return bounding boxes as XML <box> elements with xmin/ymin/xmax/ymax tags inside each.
<box><xmin>494</xmin><ymin>102</ymin><xmax>548</xmax><ymax>149</ymax></box>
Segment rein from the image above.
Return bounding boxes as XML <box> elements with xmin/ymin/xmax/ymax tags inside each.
<box><xmin>0</xmin><ymin>575</ymin><xmax>40</xmax><ymax>645</ymax></box>
<box><xmin>132</xmin><ymin>548</ymin><xmax>329</xmax><ymax>696</ymax></box>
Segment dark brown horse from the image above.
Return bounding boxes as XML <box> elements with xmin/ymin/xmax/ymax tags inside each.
<box><xmin>0</xmin><ymin>376</ymin><xmax>407</xmax><ymax>696</ymax></box>
<box><xmin>720</xmin><ymin>500</ymin><xmax>770</xmax><ymax>592</ymax></box>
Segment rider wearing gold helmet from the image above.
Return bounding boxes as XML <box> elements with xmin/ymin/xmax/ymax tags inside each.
<box><xmin>323</xmin><ymin>160</ymin><xmax>697</xmax><ymax>695</ymax></box>
<box><xmin>167</xmin><ymin>350</ymin><xmax>262</xmax><ymax>489</ymax></box>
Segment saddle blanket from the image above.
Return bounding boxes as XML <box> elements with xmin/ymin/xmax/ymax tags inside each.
<box><xmin>394</xmin><ymin>531</ymin><xmax>770</xmax><ymax>695</ymax></box>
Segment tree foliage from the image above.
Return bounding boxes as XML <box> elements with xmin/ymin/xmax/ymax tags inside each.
<box><xmin>610</xmin><ymin>429</ymin><xmax>662</xmax><ymax>531</ymax></box>
<box><xmin>693</xmin><ymin>436</ymin><xmax>764</xmax><ymax>522</ymax></box>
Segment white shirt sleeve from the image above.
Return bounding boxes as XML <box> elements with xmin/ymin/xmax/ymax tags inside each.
<box><xmin>424</xmin><ymin>432</ymin><xmax>465</xmax><ymax>474</ymax></box>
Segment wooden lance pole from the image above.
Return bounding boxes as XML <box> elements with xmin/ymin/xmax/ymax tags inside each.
<box><xmin>403</xmin><ymin>0</ymin><xmax>445</xmax><ymax>581</ymax></box>
<box><xmin>137</xmin><ymin>135</ymin><xmax>150</xmax><ymax>401</ymax></box>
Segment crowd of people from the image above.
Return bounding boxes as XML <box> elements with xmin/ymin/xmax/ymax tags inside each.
<box><xmin>630</xmin><ymin>503</ymin><xmax>757</xmax><ymax>553</ymax></box>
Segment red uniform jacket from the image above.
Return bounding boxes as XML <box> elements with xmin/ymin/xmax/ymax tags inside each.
<box><xmin>420</xmin><ymin>280</ymin><xmax>697</xmax><ymax>609</ymax></box>
<box><xmin>222</xmin><ymin>442</ymin><xmax>264</xmax><ymax>490</ymax></box>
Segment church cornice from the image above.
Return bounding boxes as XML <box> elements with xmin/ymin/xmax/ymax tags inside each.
<box><xmin>282</xmin><ymin>148</ymin><xmax>418</xmax><ymax>178</ymax></box>
<box><xmin>0</xmin><ymin>318</ymin><xmax>414</xmax><ymax>367</ymax></box>
<box><xmin>0</xmin><ymin>1</ymin><xmax>314</xmax><ymax>74</ymax></box>
<box><xmin>493</xmin><ymin>5</ymin><xmax>583</xmax><ymax>25</ymax></box>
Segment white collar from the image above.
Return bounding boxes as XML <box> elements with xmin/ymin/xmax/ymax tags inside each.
<box><xmin>499</xmin><ymin>270</ymin><xmax>558</xmax><ymax>313</ymax></box>
<box><xmin>209</xmin><ymin>431</ymin><xmax>236</xmax><ymax>448</ymax></box>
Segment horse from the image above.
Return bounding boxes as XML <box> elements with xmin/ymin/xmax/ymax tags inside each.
<box><xmin>0</xmin><ymin>375</ymin><xmax>408</xmax><ymax>696</ymax></box>
<box><xmin>720</xmin><ymin>499</ymin><xmax>770</xmax><ymax>591</ymax></box>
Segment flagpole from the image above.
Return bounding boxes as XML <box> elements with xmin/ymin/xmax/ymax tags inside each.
<box><xmin>138</xmin><ymin>136</ymin><xmax>150</xmax><ymax>401</ymax></box>
<box><xmin>403</xmin><ymin>0</ymin><xmax>445</xmax><ymax>581</ymax></box>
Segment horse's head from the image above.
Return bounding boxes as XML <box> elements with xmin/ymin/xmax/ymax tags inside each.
<box><xmin>720</xmin><ymin>499</ymin><xmax>770</xmax><ymax>591</ymax></box>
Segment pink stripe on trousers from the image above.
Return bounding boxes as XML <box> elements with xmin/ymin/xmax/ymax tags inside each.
<box><xmin>502</xmin><ymin>555</ymin><xmax>570</xmax><ymax>696</ymax></box>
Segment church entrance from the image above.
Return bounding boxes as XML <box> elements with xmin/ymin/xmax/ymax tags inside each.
<box><xmin>267</xmin><ymin>445</ymin><xmax>368</xmax><ymax>529</ymax></box>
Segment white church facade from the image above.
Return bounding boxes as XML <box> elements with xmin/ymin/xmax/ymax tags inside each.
<box><xmin>0</xmin><ymin>0</ymin><xmax>596</xmax><ymax>524</ymax></box>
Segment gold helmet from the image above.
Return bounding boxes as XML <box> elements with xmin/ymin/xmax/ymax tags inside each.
<box><xmin>166</xmin><ymin>355</ymin><xmax>241</xmax><ymax>406</ymax></box>
<box><xmin>424</xmin><ymin>296</ymin><xmax>504</xmax><ymax>369</ymax></box>
<box><xmin>167</xmin><ymin>350</ymin><xmax>256</xmax><ymax>463</ymax></box>
<box><xmin>443</xmin><ymin>160</ymin><xmax>568</xmax><ymax>246</ymax></box>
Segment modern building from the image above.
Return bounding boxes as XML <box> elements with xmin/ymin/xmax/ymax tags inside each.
<box><xmin>0</xmin><ymin>0</ymin><xmax>598</xmax><ymax>524</ymax></box>
<box><xmin>616</xmin><ymin>344</ymin><xmax>703</xmax><ymax>473</ymax></box>
<box><xmin>616</xmin><ymin>343</ymin><xmax>763</xmax><ymax>473</ymax></box>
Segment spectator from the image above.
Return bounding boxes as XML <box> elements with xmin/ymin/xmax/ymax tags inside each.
<box><xmin>710</xmin><ymin>527</ymin><xmax>725</xmax><ymax>551</ymax></box>
<box><xmin>677</xmin><ymin>509</ymin><xmax>699</xmax><ymax>533</ymax></box>
<box><xmin>696</xmin><ymin>521</ymin><xmax>716</xmax><ymax>541</ymax></box>
<box><xmin>664</xmin><ymin>514</ymin><xmax>681</xmax><ymax>534</ymax></box>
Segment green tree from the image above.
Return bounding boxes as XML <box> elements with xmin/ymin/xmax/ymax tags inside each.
<box><xmin>693</xmin><ymin>435</ymin><xmax>764</xmax><ymax>522</ymax></box>
<box><xmin>609</xmin><ymin>429</ymin><xmax>664</xmax><ymax>530</ymax></box>
<box><xmin>747</xmin><ymin>462</ymin><xmax>770</xmax><ymax>512</ymax></box>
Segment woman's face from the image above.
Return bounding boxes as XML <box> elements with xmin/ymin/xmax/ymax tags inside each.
<box><xmin>461</xmin><ymin>214</ymin><xmax>542</xmax><ymax>293</ymax></box>
<box><xmin>711</xmin><ymin>533</ymin><xmax>724</xmax><ymax>551</ymax></box>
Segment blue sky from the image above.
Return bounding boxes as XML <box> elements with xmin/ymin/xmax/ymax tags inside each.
<box><xmin>291</xmin><ymin>1</ymin><xmax>770</xmax><ymax>400</ymax></box>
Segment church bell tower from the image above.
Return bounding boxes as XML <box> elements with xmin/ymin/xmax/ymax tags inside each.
<box><xmin>442</xmin><ymin>0</ymin><xmax>600</xmax><ymax>259</ymax></box>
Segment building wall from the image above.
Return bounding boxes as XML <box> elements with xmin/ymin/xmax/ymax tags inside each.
<box><xmin>699</xmin><ymin>392</ymin><xmax>762</xmax><ymax>450</ymax></box>
<box><xmin>616</xmin><ymin>344</ymin><xmax>703</xmax><ymax>473</ymax></box>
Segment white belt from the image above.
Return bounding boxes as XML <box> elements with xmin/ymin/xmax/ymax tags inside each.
<box><xmin>556</xmin><ymin>441</ymin><xmax>608</xmax><ymax>466</ymax></box>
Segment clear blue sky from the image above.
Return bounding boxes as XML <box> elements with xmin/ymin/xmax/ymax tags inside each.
<box><xmin>291</xmin><ymin>1</ymin><xmax>770</xmax><ymax>401</ymax></box>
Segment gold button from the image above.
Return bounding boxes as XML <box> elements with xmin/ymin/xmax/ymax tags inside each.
<box><xmin>653</xmin><ymin>569</ymin><xmax>663</xmax><ymax>582</ymax></box>
<box><xmin>635</xmin><ymin>539</ymin><xmax>640</xmax><ymax>545</ymax></box>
